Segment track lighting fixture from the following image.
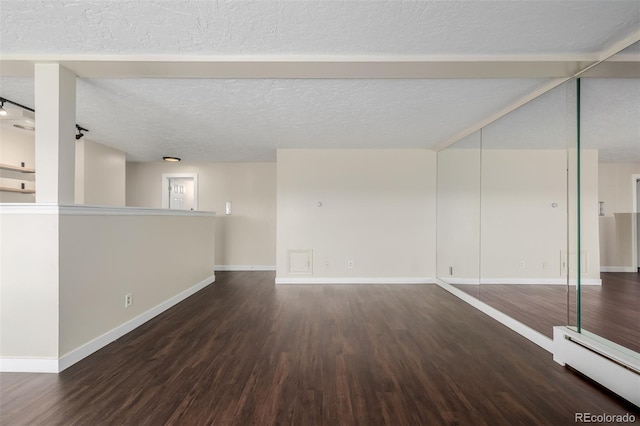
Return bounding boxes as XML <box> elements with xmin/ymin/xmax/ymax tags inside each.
<box><xmin>75</xmin><ymin>125</ymin><xmax>85</xmax><ymax>140</ymax></box>
<box><xmin>0</xmin><ymin>96</ymin><xmax>89</xmax><ymax>137</ymax></box>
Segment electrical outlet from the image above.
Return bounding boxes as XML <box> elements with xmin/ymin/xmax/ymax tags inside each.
<box><xmin>519</xmin><ymin>261</ymin><xmax>526</xmax><ymax>269</ymax></box>
<box><xmin>347</xmin><ymin>260</ymin><xmax>354</xmax><ymax>269</ymax></box>
<box><xmin>125</xmin><ymin>293</ymin><xmax>132</xmax><ymax>307</ymax></box>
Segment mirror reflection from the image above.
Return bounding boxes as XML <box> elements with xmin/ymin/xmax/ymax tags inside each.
<box><xmin>436</xmin><ymin>41</ymin><xmax>639</xmax><ymax>360</ymax></box>
<box><xmin>478</xmin><ymin>81</ymin><xmax>578</xmax><ymax>336</ymax></box>
<box><xmin>436</xmin><ymin>131</ymin><xmax>481</xmax><ymax>298</ymax></box>
<box><xmin>580</xmin><ymin>41</ymin><xmax>640</xmax><ymax>354</ymax></box>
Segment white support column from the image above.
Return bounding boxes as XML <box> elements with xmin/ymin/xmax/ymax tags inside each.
<box><xmin>34</xmin><ymin>64</ymin><xmax>76</xmax><ymax>204</ymax></box>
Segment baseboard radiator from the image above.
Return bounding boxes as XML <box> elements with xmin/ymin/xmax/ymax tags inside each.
<box><xmin>553</xmin><ymin>327</ymin><xmax>640</xmax><ymax>407</ymax></box>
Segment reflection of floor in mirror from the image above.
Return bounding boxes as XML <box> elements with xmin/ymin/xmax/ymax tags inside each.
<box><xmin>453</xmin><ymin>272</ymin><xmax>640</xmax><ymax>354</ymax></box>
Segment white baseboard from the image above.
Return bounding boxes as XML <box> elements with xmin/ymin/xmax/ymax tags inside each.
<box><xmin>57</xmin><ymin>274</ymin><xmax>215</xmax><ymax>372</ymax></box>
<box><xmin>440</xmin><ymin>277</ymin><xmax>601</xmax><ymax>286</ymax></box>
<box><xmin>439</xmin><ymin>277</ymin><xmax>479</xmax><ymax>285</ymax></box>
<box><xmin>479</xmin><ymin>278</ymin><xmax>601</xmax><ymax>286</ymax></box>
<box><xmin>215</xmin><ymin>265</ymin><xmax>276</xmax><ymax>271</ymax></box>
<box><xmin>436</xmin><ymin>279</ymin><xmax>553</xmax><ymax>352</ymax></box>
<box><xmin>50</xmin><ymin>274</ymin><xmax>214</xmax><ymax>373</ymax></box>
<box><xmin>275</xmin><ymin>277</ymin><xmax>435</xmax><ymax>285</ymax></box>
<box><xmin>600</xmin><ymin>266</ymin><xmax>637</xmax><ymax>273</ymax></box>
<box><xmin>2</xmin><ymin>274</ymin><xmax>217</xmax><ymax>373</ymax></box>
<box><xmin>0</xmin><ymin>358</ymin><xmax>59</xmax><ymax>373</ymax></box>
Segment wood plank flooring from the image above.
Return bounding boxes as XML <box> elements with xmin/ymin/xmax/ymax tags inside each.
<box><xmin>454</xmin><ymin>272</ymin><xmax>640</xmax><ymax>353</ymax></box>
<box><xmin>1</xmin><ymin>271</ymin><xmax>638</xmax><ymax>425</ymax></box>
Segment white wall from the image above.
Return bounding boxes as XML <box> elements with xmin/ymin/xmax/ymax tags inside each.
<box><xmin>598</xmin><ymin>161</ymin><xmax>640</xmax><ymax>268</ymax></box>
<box><xmin>436</xmin><ymin>148</ymin><xmax>481</xmax><ymax>282</ymax></box>
<box><xmin>0</xmin><ymin>212</ymin><xmax>59</xmax><ymax>359</ymax></box>
<box><xmin>75</xmin><ymin>139</ymin><xmax>126</xmax><ymax>206</ymax></box>
<box><xmin>126</xmin><ymin>162</ymin><xmax>276</xmax><ymax>268</ymax></box>
<box><xmin>477</xmin><ymin>149</ymin><xmax>600</xmax><ymax>283</ymax></box>
<box><xmin>1</xmin><ymin>205</ymin><xmax>215</xmax><ymax>371</ymax></box>
<box><xmin>580</xmin><ymin>150</ymin><xmax>601</xmax><ymax>281</ymax></box>
<box><xmin>481</xmin><ymin>150</ymin><xmax>568</xmax><ymax>280</ymax></box>
<box><xmin>0</xmin><ymin>126</ymin><xmax>36</xmax><ymax>202</ymax></box>
<box><xmin>276</xmin><ymin>149</ymin><xmax>436</xmax><ymax>282</ymax></box>
<box><xmin>59</xmin><ymin>209</ymin><xmax>215</xmax><ymax>356</ymax></box>
<box><xmin>0</xmin><ymin>127</ymin><xmax>125</xmax><ymax>205</ymax></box>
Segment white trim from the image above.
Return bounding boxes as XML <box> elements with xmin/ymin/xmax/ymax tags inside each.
<box><xmin>600</xmin><ymin>266</ymin><xmax>636</xmax><ymax>273</ymax></box>
<box><xmin>0</xmin><ymin>203</ymin><xmax>215</xmax><ymax>216</ymax></box>
<box><xmin>438</xmin><ymin>277</ymin><xmax>479</xmax><ymax>285</ymax></box>
<box><xmin>0</xmin><ymin>358</ymin><xmax>59</xmax><ymax>373</ymax></box>
<box><xmin>574</xmin><ymin>279</ymin><xmax>601</xmax><ymax>286</ymax></box>
<box><xmin>60</xmin><ymin>205</ymin><xmax>213</xmax><ymax>216</ymax></box>
<box><xmin>479</xmin><ymin>278</ymin><xmax>601</xmax><ymax>286</ymax></box>
<box><xmin>440</xmin><ymin>277</ymin><xmax>601</xmax><ymax>285</ymax></box>
<box><xmin>215</xmin><ymin>265</ymin><xmax>276</xmax><ymax>271</ymax></box>
<box><xmin>275</xmin><ymin>277</ymin><xmax>435</xmax><ymax>285</ymax></box>
<box><xmin>553</xmin><ymin>326</ymin><xmax>639</xmax><ymax>406</ymax></box>
<box><xmin>436</xmin><ymin>279</ymin><xmax>554</xmax><ymax>353</ymax></box>
<box><xmin>57</xmin><ymin>274</ymin><xmax>215</xmax><ymax>372</ymax></box>
<box><xmin>631</xmin><ymin>174</ymin><xmax>640</xmax><ymax>271</ymax></box>
<box><xmin>0</xmin><ymin>203</ymin><xmax>59</xmax><ymax>214</ymax></box>
<box><xmin>161</xmin><ymin>173</ymin><xmax>199</xmax><ymax>211</ymax></box>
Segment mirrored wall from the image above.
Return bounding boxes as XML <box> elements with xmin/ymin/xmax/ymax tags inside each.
<box><xmin>436</xmin><ymin>41</ymin><xmax>639</xmax><ymax>361</ymax></box>
<box><xmin>579</xmin><ymin>41</ymin><xmax>640</xmax><ymax>354</ymax></box>
<box><xmin>436</xmin><ymin>131</ymin><xmax>481</xmax><ymax>299</ymax></box>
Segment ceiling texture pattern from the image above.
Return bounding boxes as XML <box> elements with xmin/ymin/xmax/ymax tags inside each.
<box><xmin>1</xmin><ymin>1</ymin><xmax>638</xmax><ymax>55</ymax></box>
<box><xmin>0</xmin><ymin>1</ymin><xmax>639</xmax><ymax>162</ymax></box>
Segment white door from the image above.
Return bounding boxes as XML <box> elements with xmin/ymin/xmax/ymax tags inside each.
<box><xmin>161</xmin><ymin>173</ymin><xmax>198</xmax><ymax>210</ymax></box>
<box><xmin>167</xmin><ymin>177</ymin><xmax>195</xmax><ymax>210</ymax></box>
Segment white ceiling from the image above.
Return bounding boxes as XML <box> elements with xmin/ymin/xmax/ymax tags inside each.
<box><xmin>0</xmin><ymin>1</ymin><xmax>639</xmax><ymax>162</ymax></box>
<box><xmin>2</xmin><ymin>1</ymin><xmax>638</xmax><ymax>56</ymax></box>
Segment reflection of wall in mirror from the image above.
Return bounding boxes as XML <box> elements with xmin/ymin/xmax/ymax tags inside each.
<box><xmin>598</xmin><ymin>162</ymin><xmax>640</xmax><ymax>270</ymax></box>
<box><xmin>436</xmin><ymin>149</ymin><xmax>480</xmax><ymax>282</ymax></box>
<box><xmin>480</xmin><ymin>149</ymin><xmax>600</xmax><ymax>283</ymax></box>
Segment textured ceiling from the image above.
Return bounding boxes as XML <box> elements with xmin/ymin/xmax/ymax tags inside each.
<box><xmin>0</xmin><ymin>1</ymin><xmax>638</xmax><ymax>162</ymax></box>
<box><xmin>450</xmin><ymin>78</ymin><xmax>640</xmax><ymax>163</ymax></box>
<box><xmin>2</xmin><ymin>1</ymin><xmax>639</xmax><ymax>56</ymax></box>
<box><xmin>0</xmin><ymin>77</ymin><xmax>550</xmax><ymax>162</ymax></box>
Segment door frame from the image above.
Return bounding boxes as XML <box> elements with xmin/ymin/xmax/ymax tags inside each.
<box><xmin>161</xmin><ymin>173</ymin><xmax>198</xmax><ymax>210</ymax></box>
<box><xmin>632</xmin><ymin>174</ymin><xmax>640</xmax><ymax>271</ymax></box>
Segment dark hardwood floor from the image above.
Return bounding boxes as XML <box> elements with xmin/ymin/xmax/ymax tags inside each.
<box><xmin>453</xmin><ymin>272</ymin><xmax>640</xmax><ymax>353</ymax></box>
<box><xmin>1</xmin><ymin>271</ymin><xmax>637</xmax><ymax>425</ymax></box>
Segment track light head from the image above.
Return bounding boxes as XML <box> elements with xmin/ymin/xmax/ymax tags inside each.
<box><xmin>75</xmin><ymin>124</ymin><xmax>87</xmax><ymax>140</ymax></box>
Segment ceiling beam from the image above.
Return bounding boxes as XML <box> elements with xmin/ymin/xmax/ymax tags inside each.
<box><xmin>0</xmin><ymin>54</ymin><xmax>599</xmax><ymax>79</ymax></box>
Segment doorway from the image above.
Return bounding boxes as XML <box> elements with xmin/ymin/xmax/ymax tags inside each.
<box><xmin>161</xmin><ymin>173</ymin><xmax>198</xmax><ymax>211</ymax></box>
<box><xmin>635</xmin><ymin>176</ymin><xmax>640</xmax><ymax>271</ymax></box>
